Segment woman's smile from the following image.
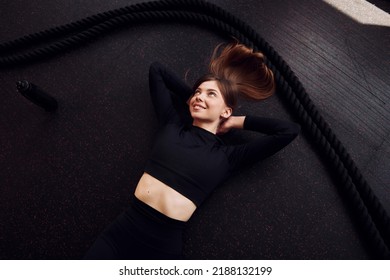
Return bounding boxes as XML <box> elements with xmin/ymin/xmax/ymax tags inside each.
<box><xmin>192</xmin><ymin>102</ymin><xmax>207</xmax><ymax>110</ymax></box>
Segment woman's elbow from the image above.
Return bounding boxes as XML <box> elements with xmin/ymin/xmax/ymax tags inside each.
<box><xmin>284</xmin><ymin>122</ymin><xmax>301</xmax><ymax>141</ymax></box>
<box><xmin>291</xmin><ymin>122</ymin><xmax>301</xmax><ymax>136</ymax></box>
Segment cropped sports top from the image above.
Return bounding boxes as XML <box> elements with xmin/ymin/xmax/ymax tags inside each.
<box><xmin>144</xmin><ymin>62</ymin><xmax>300</xmax><ymax>207</ymax></box>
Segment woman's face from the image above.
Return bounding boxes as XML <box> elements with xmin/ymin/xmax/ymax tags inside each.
<box><xmin>189</xmin><ymin>80</ymin><xmax>232</xmax><ymax>123</ymax></box>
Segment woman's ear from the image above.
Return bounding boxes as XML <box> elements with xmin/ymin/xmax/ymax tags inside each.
<box><xmin>221</xmin><ymin>107</ymin><xmax>233</xmax><ymax>119</ymax></box>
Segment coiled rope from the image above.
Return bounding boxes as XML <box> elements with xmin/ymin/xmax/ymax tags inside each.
<box><xmin>1</xmin><ymin>0</ymin><xmax>388</xmax><ymax>258</ymax></box>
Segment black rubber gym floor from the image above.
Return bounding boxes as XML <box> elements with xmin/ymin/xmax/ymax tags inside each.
<box><xmin>0</xmin><ymin>0</ymin><xmax>389</xmax><ymax>259</ymax></box>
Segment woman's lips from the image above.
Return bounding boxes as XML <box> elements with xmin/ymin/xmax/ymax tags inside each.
<box><xmin>193</xmin><ymin>103</ymin><xmax>206</xmax><ymax>110</ymax></box>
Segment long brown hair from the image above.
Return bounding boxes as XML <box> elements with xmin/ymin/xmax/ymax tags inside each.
<box><xmin>193</xmin><ymin>42</ymin><xmax>275</xmax><ymax>110</ymax></box>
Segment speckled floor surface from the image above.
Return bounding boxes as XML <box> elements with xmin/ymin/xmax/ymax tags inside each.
<box><xmin>0</xmin><ymin>0</ymin><xmax>389</xmax><ymax>259</ymax></box>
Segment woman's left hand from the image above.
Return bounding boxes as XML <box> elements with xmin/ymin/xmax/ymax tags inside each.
<box><xmin>217</xmin><ymin>116</ymin><xmax>245</xmax><ymax>135</ymax></box>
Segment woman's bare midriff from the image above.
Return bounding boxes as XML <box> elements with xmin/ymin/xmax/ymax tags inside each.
<box><xmin>134</xmin><ymin>172</ymin><xmax>197</xmax><ymax>222</ymax></box>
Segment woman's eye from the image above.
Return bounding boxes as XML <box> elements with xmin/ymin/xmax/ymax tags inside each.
<box><xmin>193</xmin><ymin>90</ymin><xmax>217</xmax><ymax>97</ymax></box>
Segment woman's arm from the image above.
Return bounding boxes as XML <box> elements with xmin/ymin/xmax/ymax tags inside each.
<box><xmin>149</xmin><ymin>62</ymin><xmax>193</xmax><ymax>125</ymax></box>
<box><xmin>217</xmin><ymin>116</ymin><xmax>246</xmax><ymax>134</ymax></box>
<box><xmin>223</xmin><ymin>116</ymin><xmax>300</xmax><ymax>170</ymax></box>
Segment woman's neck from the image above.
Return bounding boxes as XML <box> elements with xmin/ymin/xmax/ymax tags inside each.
<box><xmin>192</xmin><ymin>120</ymin><xmax>219</xmax><ymax>134</ymax></box>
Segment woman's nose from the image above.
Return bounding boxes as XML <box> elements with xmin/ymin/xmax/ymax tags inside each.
<box><xmin>195</xmin><ymin>94</ymin><xmax>203</xmax><ymax>101</ymax></box>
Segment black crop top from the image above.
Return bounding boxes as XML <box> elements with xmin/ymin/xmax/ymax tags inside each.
<box><xmin>144</xmin><ymin>62</ymin><xmax>300</xmax><ymax>206</ymax></box>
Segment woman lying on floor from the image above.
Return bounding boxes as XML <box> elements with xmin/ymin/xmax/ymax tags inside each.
<box><xmin>84</xmin><ymin>41</ymin><xmax>300</xmax><ymax>259</ymax></box>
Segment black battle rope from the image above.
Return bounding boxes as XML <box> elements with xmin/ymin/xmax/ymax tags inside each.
<box><xmin>1</xmin><ymin>0</ymin><xmax>389</xmax><ymax>258</ymax></box>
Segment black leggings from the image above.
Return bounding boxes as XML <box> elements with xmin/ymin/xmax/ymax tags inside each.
<box><xmin>84</xmin><ymin>195</ymin><xmax>187</xmax><ymax>260</ymax></box>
